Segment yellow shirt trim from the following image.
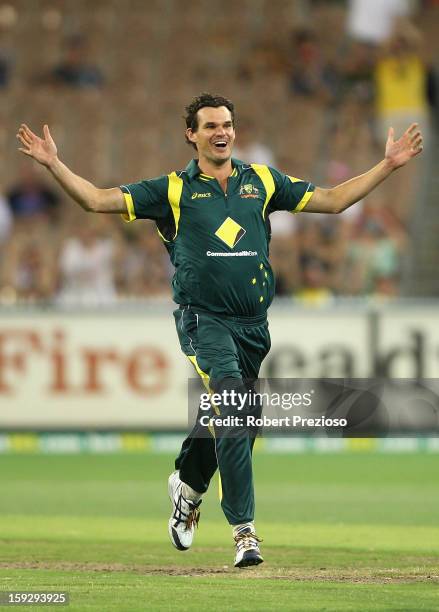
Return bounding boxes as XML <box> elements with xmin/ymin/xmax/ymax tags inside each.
<box><xmin>121</xmin><ymin>192</ymin><xmax>136</xmax><ymax>223</ymax></box>
<box><xmin>200</xmin><ymin>168</ymin><xmax>237</xmax><ymax>179</ymax></box>
<box><xmin>251</xmin><ymin>164</ymin><xmax>275</xmax><ymax>219</ymax></box>
<box><xmin>168</xmin><ymin>172</ymin><xmax>184</xmax><ymax>239</ymax></box>
<box><xmin>293</xmin><ymin>189</ymin><xmax>314</xmax><ymax>214</ymax></box>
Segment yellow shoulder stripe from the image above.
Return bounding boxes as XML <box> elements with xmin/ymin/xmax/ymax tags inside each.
<box><xmin>168</xmin><ymin>172</ymin><xmax>184</xmax><ymax>239</ymax></box>
<box><xmin>292</xmin><ymin>189</ymin><xmax>314</xmax><ymax>214</ymax></box>
<box><xmin>121</xmin><ymin>191</ymin><xmax>136</xmax><ymax>223</ymax></box>
<box><xmin>251</xmin><ymin>164</ymin><xmax>275</xmax><ymax>219</ymax></box>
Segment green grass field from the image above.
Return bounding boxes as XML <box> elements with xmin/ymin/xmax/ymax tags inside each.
<box><xmin>0</xmin><ymin>451</ymin><xmax>438</xmax><ymax>611</ymax></box>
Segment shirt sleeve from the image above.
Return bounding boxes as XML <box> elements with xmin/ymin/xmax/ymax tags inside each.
<box><xmin>267</xmin><ymin>167</ymin><xmax>315</xmax><ymax>214</ymax></box>
<box><xmin>120</xmin><ymin>175</ymin><xmax>169</xmax><ymax>222</ymax></box>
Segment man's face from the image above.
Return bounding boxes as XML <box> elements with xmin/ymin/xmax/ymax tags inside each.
<box><xmin>186</xmin><ymin>106</ymin><xmax>235</xmax><ymax>165</ymax></box>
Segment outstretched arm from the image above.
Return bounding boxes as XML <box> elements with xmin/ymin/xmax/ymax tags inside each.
<box><xmin>305</xmin><ymin>124</ymin><xmax>423</xmax><ymax>214</ymax></box>
<box><xmin>16</xmin><ymin>124</ymin><xmax>125</xmax><ymax>213</ymax></box>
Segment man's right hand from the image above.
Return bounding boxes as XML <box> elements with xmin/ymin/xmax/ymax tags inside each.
<box><xmin>16</xmin><ymin>122</ymin><xmax>126</xmax><ymax>214</ymax></box>
<box><xmin>17</xmin><ymin>124</ymin><xmax>58</xmax><ymax>168</ymax></box>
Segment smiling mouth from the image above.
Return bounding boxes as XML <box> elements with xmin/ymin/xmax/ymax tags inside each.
<box><xmin>213</xmin><ymin>141</ymin><xmax>228</xmax><ymax>150</ymax></box>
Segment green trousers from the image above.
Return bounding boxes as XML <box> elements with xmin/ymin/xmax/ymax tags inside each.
<box><xmin>174</xmin><ymin>305</ymin><xmax>271</xmax><ymax>525</ymax></box>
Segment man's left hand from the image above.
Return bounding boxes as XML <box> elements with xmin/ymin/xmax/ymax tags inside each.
<box><xmin>385</xmin><ymin>123</ymin><xmax>423</xmax><ymax>170</ymax></box>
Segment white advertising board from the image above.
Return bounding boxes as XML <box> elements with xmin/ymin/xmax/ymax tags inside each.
<box><xmin>378</xmin><ymin>307</ymin><xmax>439</xmax><ymax>377</ymax></box>
<box><xmin>0</xmin><ymin>309</ymin><xmax>189</xmax><ymax>428</ymax></box>
<box><xmin>0</xmin><ymin>304</ymin><xmax>437</xmax><ymax>428</ymax></box>
<box><xmin>262</xmin><ymin>308</ymin><xmax>369</xmax><ymax>378</ymax></box>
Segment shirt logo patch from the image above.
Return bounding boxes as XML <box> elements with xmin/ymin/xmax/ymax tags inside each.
<box><xmin>215</xmin><ymin>217</ymin><xmax>246</xmax><ymax>248</ymax></box>
<box><xmin>191</xmin><ymin>192</ymin><xmax>212</xmax><ymax>199</ymax></box>
<box><xmin>239</xmin><ymin>184</ymin><xmax>260</xmax><ymax>199</ymax></box>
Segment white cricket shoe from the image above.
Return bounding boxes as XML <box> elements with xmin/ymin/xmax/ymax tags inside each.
<box><xmin>168</xmin><ymin>471</ymin><xmax>201</xmax><ymax>551</ymax></box>
<box><xmin>234</xmin><ymin>526</ymin><xmax>264</xmax><ymax>568</ymax></box>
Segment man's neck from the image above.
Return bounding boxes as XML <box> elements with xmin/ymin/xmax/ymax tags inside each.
<box><xmin>197</xmin><ymin>158</ymin><xmax>233</xmax><ymax>183</ymax></box>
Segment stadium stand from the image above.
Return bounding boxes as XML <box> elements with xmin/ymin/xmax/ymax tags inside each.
<box><xmin>1</xmin><ymin>0</ymin><xmax>437</xmax><ymax>303</ymax></box>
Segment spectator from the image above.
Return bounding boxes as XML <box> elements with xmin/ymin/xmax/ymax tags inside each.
<box><xmin>237</xmin><ymin>32</ymin><xmax>286</xmax><ymax>82</ymax></box>
<box><xmin>269</xmin><ymin>236</ymin><xmax>299</xmax><ymax>297</ymax></box>
<box><xmin>374</xmin><ymin>23</ymin><xmax>430</xmax><ymax>219</ymax></box>
<box><xmin>343</xmin><ymin>217</ymin><xmax>404</xmax><ymax>296</ymax></box>
<box><xmin>347</xmin><ymin>0</ymin><xmax>413</xmax><ymax>46</ymax></box>
<box><xmin>426</xmin><ymin>64</ymin><xmax>439</xmax><ymax>127</ymax></box>
<box><xmin>372</xmin><ymin>273</ymin><xmax>399</xmax><ymax>298</ymax></box>
<box><xmin>294</xmin><ymin>259</ymin><xmax>334</xmax><ymax>305</ymax></box>
<box><xmin>233</xmin><ymin>119</ymin><xmax>276</xmax><ymax>167</ymax></box>
<box><xmin>56</xmin><ymin>220</ymin><xmax>117</xmax><ymax>305</ymax></box>
<box><xmin>2</xmin><ymin>226</ymin><xmax>56</xmax><ymax>301</ymax></box>
<box><xmin>13</xmin><ymin>242</ymin><xmax>53</xmax><ymax>300</ymax></box>
<box><xmin>339</xmin><ymin>40</ymin><xmax>376</xmax><ymax>109</ymax></box>
<box><xmin>233</xmin><ymin>120</ymin><xmax>297</xmax><ymax>239</ymax></box>
<box><xmin>117</xmin><ymin>224</ymin><xmax>171</xmax><ymax>297</ymax></box>
<box><xmin>288</xmin><ymin>28</ymin><xmax>339</xmax><ymax>101</ymax></box>
<box><xmin>0</xmin><ymin>50</ymin><xmax>11</xmax><ymax>88</ymax></box>
<box><xmin>7</xmin><ymin>164</ymin><xmax>60</xmax><ymax>221</ymax></box>
<box><xmin>50</xmin><ymin>35</ymin><xmax>104</xmax><ymax>89</ymax></box>
<box><xmin>374</xmin><ymin>23</ymin><xmax>430</xmax><ymax>146</ymax></box>
<box><xmin>0</xmin><ymin>192</ymin><xmax>12</xmax><ymax>245</ymax></box>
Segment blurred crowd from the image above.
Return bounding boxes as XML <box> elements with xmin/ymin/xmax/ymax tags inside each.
<box><xmin>0</xmin><ymin>0</ymin><xmax>438</xmax><ymax>305</ymax></box>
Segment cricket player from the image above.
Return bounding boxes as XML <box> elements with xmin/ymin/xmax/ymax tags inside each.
<box><xmin>17</xmin><ymin>93</ymin><xmax>422</xmax><ymax>567</ymax></box>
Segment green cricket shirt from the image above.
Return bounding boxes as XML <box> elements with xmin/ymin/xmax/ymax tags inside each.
<box><xmin>121</xmin><ymin>158</ymin><xmax>315</xmax><ymax>317</ymax></box>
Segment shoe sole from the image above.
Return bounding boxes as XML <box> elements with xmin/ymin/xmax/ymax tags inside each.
<box><xmin>235</xmin><ymin>553</ymin><xmax>264</xmax><ymax>568</ymax></box>
<box><xmin>168</xmin><ymin>473</ymin><xmax>189</xmax><ymax>551</ymax></box>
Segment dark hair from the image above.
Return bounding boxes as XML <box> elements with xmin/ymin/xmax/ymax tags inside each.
<box><xmin>184</xmin><ymin>92</ymin><xmax>235</xmax><ymax>149</ymax></box>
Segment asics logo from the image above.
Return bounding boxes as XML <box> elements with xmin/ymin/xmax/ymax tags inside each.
<box><xmin>191</xmin><ymin>192</ymin><xmax>212</xmax><ymax>199</ymax></box>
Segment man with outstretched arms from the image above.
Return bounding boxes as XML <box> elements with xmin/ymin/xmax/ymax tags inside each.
<box><xmin>17</xmin><ymin>93</ymin><xmax>422</xmax><ymax>567</ymax></box>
